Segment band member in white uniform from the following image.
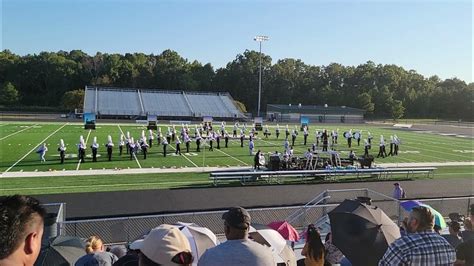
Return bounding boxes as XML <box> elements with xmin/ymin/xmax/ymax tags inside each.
<box><xmin>105</xmin><ymin>135</ymin><xmax>114</xmax><ymax>161</ymax></box>
<box><xmin>129</xmin><ymin>137</ymin><xmax>136</xmax><ymax>160</ymax></box>
<box><xmin>367</xmin><ymin>131</ymin><xmax>373</xmax><ymax>146</ymax></box>
<box><xmin>364</xmin><ymin>139</ymin><xmax>370</xmax><ymax>157</ymax></box>
<box><xmin>388</xmin><ymin>135</ymin><xmax>395</xmax><ymax>156</ymax></box>
<box><xmin>195</xmin><ymin>132</ymin><xmax>202</xmax><ymax>152</ymax></box>
<box><xmin>354</xmin><ymin>130</ymin><xmax>362</xmax><ymax>146</ymax></box>
<box><xmin>175</xmin><ymin>136</ymin><xmax>181</xmax><ymax>155</ymax></box>
<box><xmin>78</xmin><ymin>136</ymin><xmax>86</xmax><ymax>163</ymax></box>
<box><xmin>215</xmin><ymin>131</ymin><xmax>221</xmax><ymax>149</ymax></box>
<box><xmin>377</xmin><ymin>135</ymin><xmax>387</xmax><ymax>158</ymax></box>
<box><xmin>91</xmin><ymin>137</ymin><xmax>99</xmax><ymax>162</ymax></box>
<box><xmin>275</xmin><ymin>124</ymin><xmax>280</xmax><ymax>139</ymax></box>
<box><xmin>162</xmin><ymin>137</ymin><xmax>168</xmax><ymax>157</ymax></box>
<box><xmin>148</xmin><ymin>129</ymin><xmax>154</xmax><ymax>148</ymax></box>
<box><xmin>224</xmin><ymin>131</ymin><xmax>229</xmax><ymax>148</ymax></box>
<box><xmin>119</xmin><ymin>134</ymin><xmax>125</xmax><ymax>156</ymax></box>
<box><xmin>303</xmin><ymin>126</ymin><xmax>309</xmax><ymax>145</ymax></box>
<box><xmin>208</xmin><ymin>131</ymin><xmax>215</xmax><ymax>151</ymax></box>
<box><xmin>394</xmin><ymin>135</ymin><xmax>401</xmax><ymax>155</ymax></box>
<box><xmin>141</xmin><ymin>139</ymin><xmax>149</xmax><ymax>159</ymax></box>
<box><xmin>184</xmin><ymin>132</ymin><xmax>191</xmax><ymax>153</ymax></box>
<box><xmin>291</xmin><ymin>128</ymin><xmax>298</xmax><ymax>147</ymax></box>
<box><xmin>233</xmin><ymin>122</ymin><xmax>238</xmax><ymax>138</ymax></box>
<box><xmin>58</xmin><ymin>139</ymin><xmax>66</xmax><ymax>164</ymax></box>
<box><xmin>125</xmin><ymin>132</ymin><xmax>131</xmax><ymax>154</ymax></box>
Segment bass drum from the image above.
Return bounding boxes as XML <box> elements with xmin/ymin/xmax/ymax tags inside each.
<box><xmin>343</xmin><ymin>131</ymin><xmax>352</xmax><ymax>139</ymax></box>
<box><xmin>353</xmin><ymin>132</ymin><xmax>361</xmax><ymax>139</ymax></box>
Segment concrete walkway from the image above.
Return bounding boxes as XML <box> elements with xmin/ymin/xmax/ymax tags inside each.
<box><xmin>1</xmin><ymin>161</ymin><xmax>472</xmax><ymax>178</ymax></box>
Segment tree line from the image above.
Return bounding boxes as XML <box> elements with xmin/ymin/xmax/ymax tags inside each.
<box><xmin>0</xmin><ymin>49</ymin><xmax>472</xmax><ymax>120</ymax></box>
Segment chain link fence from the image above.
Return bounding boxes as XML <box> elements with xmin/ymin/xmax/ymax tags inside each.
<box><xmin>59</xmin><ymin>189</ymin><xmax>473</xmax><ymax>244</ymax></box>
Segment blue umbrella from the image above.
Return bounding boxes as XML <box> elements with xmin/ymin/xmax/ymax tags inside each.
<box><xmin>400</xmin><ymin>200</ymin><xmax>447</xmax><ymax>228</ymax></box>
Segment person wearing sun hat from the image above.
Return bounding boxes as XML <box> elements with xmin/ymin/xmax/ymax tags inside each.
<box><xmin>131</xmin><ymin>224</ymin><xmax>193</xmax><ymax>266</ymax></box>
<box><xmin>198</xmin><ymin>207</ymin><xmax>274</xmax><ymax>266</ymax></box>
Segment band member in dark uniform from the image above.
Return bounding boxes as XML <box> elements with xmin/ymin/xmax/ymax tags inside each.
<box><xmin>141</xmin><ymin>140</ymin><xmax>149</xmax><ymax>159</ymax></box>
<box><xmin>345</xmin><ymin>130</ymin><xmax>352</xmax><ymax>148</ymax></box>
<box><xmin>275</xmin><ymin>124</ymin><xmax>280</xmax><ymax>139</ymax></box>
<box><xmin>148</xmin><ymin>129</ymin><xmax>154</xmax><ymax>148</ymax></box>
<box><xmin>196</xmin><ymin>133</ymin><xmax>202</xmax><ymax>152</ymax></box>
<box><xmin>175</xmin><ymin>136</ymin><xmax>181</xmax><ymax>155</ymax></box>
<box><xmin>125</xmin><ymin>132</ymin><xmax>131</xmax><ymax>154</ymax></box>
<box><xmin>367</xmin><ymin>131</ymin><xmax>373</xmax><ymax>146</ymax></box>
<box><xmin>216</xmin><ymin>132</ymin><xmax>221</xmax><ymax>149</ymax></box>
<box><xmin>233</xmin><ymin>123</ymin><xmax>238</xmax><ymax>138</ymax></box>
<box><xmin>224</xmin><ymin>132</ymin><xmax>229</xmax><ymax>148</ymax></box>
<box><xmin>394</xmin><ymin>135</ymin><xmax>400</xmax><ymax>155</ymax></box>
<box><xmin>240</xmin><ymin>130</ymin><xmax>245</xmax><ymax>147</ymax></box>
<box><xmin>388</xmin><ymin>135</ymin><xmax>395</xmax><ymax>156</ymax></box>
<box><xmin>58</xmin><ymin>139</ymin><xmax>66</xmax><ymax>164</ymax></box>
<box><xmin>171</xmin><ymin>125</ymin><xmax>176</xmax><ymax>142</ymax></box>
<box><xmin>78</xmin><ymin>136</ymin><xmax>86</xmax><ymax>163</ymax></box>
<box><xmin>285</xmin><ymin>125</ymin><xmax>290</xmax><ymax>139</ymax></box>
<box><xmin>254</xmin><ymin>150</ymin><xmax>261</xmax><ymax>169</ymax></box>
<box><xmin>264</xmin><ymin>126</ymin><xmax>270</xmax><ymax>139</ymax></box>
<box><xmin>162</xmin><ymin>137</ymin><xmax>168</xmax><ymax>157</ymax></box>
<box><xmin>119</xmin><ymin>134</ymin><xmax>125</xmax><ymax>156</ymax></box>
<box><xmin>377</xmin><ymin>135</ymin><xmax>387</xmax><ymax>158</ymax></box>
<box><xmin>354</xmin><ymin>130</ymin><xmax>362</xmax><ymax>146</ymax></box>
<box><xmin>322</xmin><ymin>129</ymin><xmax>329</xmax><ymax>152</ymax></box>
<box><xmin>208</xmin><ymin>132</ymin><xmax>214</xmax><ymax>151</ymax></box>
<box><xmin>291</xmin><ymin>128</ymin><xmax>297</xmax><ymax>147</ymax></box>
<box><xmin>364</xmin><ymin>139</ymin><xmax>370</xmax><ymax>157</ymax></box>
<box><xmin>316</xmin><ymin>131</ymin><xmax>321</xmax><ymax>147</ymax></box>
<box><xmin>157</xmin><ymin>128</ymin><xmax>162</xmax><ymax>145</ymax></box>
<box><xmin>105</xmin><ymin>135</ymin><xmax>114</xmax><ymax>161</ymax></box>
<box><xmin>184</xmin><ymin>133</ymin><xmax>191</xmax><ymax>153</ymax></box>
<box><xmin>166</xmin><ymin>127</ymin><xmax>172</xmax><ymax>144</ymax></box>
<box><xmin>129</xmin><ymin>137</ymin><xmax>136</xmax><ymax>160</ymax></box>
<box><xmin>91</xmin><ymin>137</ymin><xmax>99</xmax><ymax>162</ymax></box>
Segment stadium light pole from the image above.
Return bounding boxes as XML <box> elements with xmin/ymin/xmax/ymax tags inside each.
<box><xmin>254</xmin><ymin>35</ymin><xmax>269</xmax><ymax>117</ymax></box>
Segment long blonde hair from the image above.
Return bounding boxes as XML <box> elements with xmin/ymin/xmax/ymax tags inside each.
<box><xmin>85</xmin><ymin>235</ymin><xmax>103</xmax><ymax>254</ymax></box>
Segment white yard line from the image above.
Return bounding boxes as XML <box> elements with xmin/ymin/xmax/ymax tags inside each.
<box><xmin>202</xmin><ymin>141</ymin><xmax>249</xmax><ymax>166</ymax></box>
<box><xmin>117</xmin><ymin>125</ymin><xmax>142</xmax><ymax>168</ymax></box>
<box><xmin>3</xmin><ymin>123</ymin><xmax>68</xmax><ymax>174</ymax></box>
<box><xmin>158</xmin><ymin>134</ymin><xmax>199</xmax><ymax>167</ymax></box>
<box><xmin>0</xmin><ymin>124</ymin><xmax>39</xmax><ymax>141</ymax></box>
<box><xmin>76</xmin><ymin>129</ymin><xmax>92</xmax><ymax>171</ymax></box>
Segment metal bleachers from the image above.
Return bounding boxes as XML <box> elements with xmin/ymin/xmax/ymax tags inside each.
<box><xmin>141</xmin><ymin>90</ymin><xmax>192</xmax><ymax>117</ymax></box>
<box><xmin>83</xmin><ymin>86</ymin><xmax>244</xmax><ymax>118</ymax></box>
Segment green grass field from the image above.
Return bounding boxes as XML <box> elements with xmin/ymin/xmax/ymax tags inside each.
<box><xmin>0</xmin><ymin>121</ymin><xmax>473</xmax><ymax>195</ymax></box>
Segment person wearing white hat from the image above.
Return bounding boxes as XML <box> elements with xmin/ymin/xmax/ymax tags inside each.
<box><xmin>184</xmin><ymin>132</ymin><xmax>191</xmax><ymax>153</ymax></box>
<box><xmin>78</xmin><ymin>136</ymin><xmax>86</xmax><ymax>163</ymax></box>
<box><xmin>162</xmin><ymin>137</ymin><xmax>168</xmax><ymax>157</ymax></box>
<box><xmin>275</xmin><ymin>124</ymin><xmax>280</xmax><ymax>139</ymax></box>
<box><xmin>105</xmin><ymin>135</ymin><xmax>114</xmax><ymax>161</ymax></box>
<box><xmin>119</xmin><ymin>134</ymin><xmax>125</xmax><ymax>156</ymax></box>
<box><xmin>58</xmin><ymin>139</ymin><xmax>66</xmax><ymax>164</ymax></box>
<box><xmin>148</xmin><ymin>129</ymin><xmax>154</xmax><ymax>148</ymax></box>
<box><xmin>131</xmin><ymin>224</ymin><xmax>193</xmax><ymax>266</ymax></box>
<box><xmin>175</xmin><ymin>136</ymin><xmax>182</xmax><ymax>155</ymax></box>
<box><xmin>377</xmin><ymin>135</ymin><xmax>387</xmax><ymax>158</ymax></box>
<box><xmin>195</xmin><ymin>132</ymin><xmax>202</xmax><ymax>152</ymax></box>
<box><xmin>125</xmin><ymin>132</ymin><xmax>131</xmax><ymax>154</ymax></box>
<box><xmin>91</xmin><ymin>137</ymin><xmax>99</xmax><ymax>162</ymax></box>
<box><xmin>129</xmin><ymin>137</ymin><xmax>136</xmax><ymax>160</ymax></box>
<box><xmin>303</xmin><ymin>126</ymin><xmax>308</xmax><ymax>145</ymax></box>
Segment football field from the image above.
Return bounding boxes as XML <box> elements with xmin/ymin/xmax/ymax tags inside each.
<box><xmin>1</xmin><ymin>121</ymin><xmax>473</xmax><ymax>173</ymax></box>
<box><xmin>0</xmin><ymin>121</ymin><xmax>473</xmax><ymax>195</ymax></box>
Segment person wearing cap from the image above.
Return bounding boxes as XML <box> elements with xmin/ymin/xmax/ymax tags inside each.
<box><xmin>198</xmin><ymin>207</ymin><xmax>274</xmax><ymax>266</ymax></box>
<box><xmin>131</xmin><ymin>224</ymin><xmax>193</xmax><ymax>266</ymax></box>
<box><xmin>392</xmin><ymin>183</ymin><xmax>406</xmax><ymax>199</ymax></box>
<box><xmin>442</xmin><ymin>221</ymin><xmax>462</xmax><ymax>248</ymax></box>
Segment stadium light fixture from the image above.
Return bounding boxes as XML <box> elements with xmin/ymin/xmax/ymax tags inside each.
<box><xmin>254</xmin><ymin>35</ymin><xmax>269</xmax><ymax>117</ymax></box>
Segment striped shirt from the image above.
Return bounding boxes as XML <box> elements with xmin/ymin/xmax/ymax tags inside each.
<box><xmin>379</xmin><ymin>230</ymin><xmax>456</xmax><ymax>266</ymax></box>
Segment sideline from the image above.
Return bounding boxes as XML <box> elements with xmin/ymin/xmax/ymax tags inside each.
<box><xmin>1</xmin><ymin>161</ymin><xmax>472</xmax><ymax>179</ymax></box>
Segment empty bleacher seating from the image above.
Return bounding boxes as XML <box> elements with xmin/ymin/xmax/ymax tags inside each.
<box><xmin>83</xmin><ymin>86</ymin><xmax>244</xmax><ymax>119</ymax></box>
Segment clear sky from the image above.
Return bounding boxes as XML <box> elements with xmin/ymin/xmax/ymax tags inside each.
<box><xmin>1</xmin><ymin>0</ymin><xmax>472</xmax><ymax>83</ymax></box>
